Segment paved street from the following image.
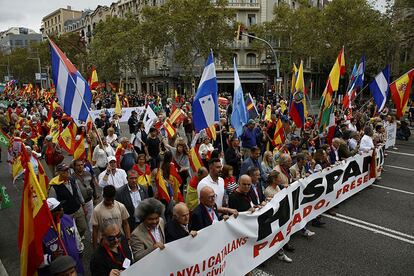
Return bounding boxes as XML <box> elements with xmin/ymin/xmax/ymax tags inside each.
<box><xmin>1</xmin><ymin>138</ymin><xmax>413</xmax><ymax>276</ymax></box>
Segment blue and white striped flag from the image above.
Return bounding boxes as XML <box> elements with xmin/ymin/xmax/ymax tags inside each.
<box><xmin>369</xmin><ymin>65</ymin><xmax>390</xmax><ymax>112</ymax></box>
<box><xmin>231</xmin><ymin>58</ymin><xmax>248</xmax><ymax>137</ymax></box>
<box><xmin>50</xmin><ymin>39</ymin><xmax>92</xmax><ymax>122</ymax></box>
<box><xmin>192</xmin><ymin>51</ymin><xmax>219</xmax><ymax>133</ymax></box>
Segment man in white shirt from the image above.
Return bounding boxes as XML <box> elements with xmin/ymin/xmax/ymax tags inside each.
<box><xmin>197</xmin><ymin>158</ymin><xmax>225</xmax><ymax>208</ymax></box>
<box><xmin>360</xmin><ymin>126</ymin><xmax>375</xmax><ymax>153</ymax></box>
<box><xmin>98</xmin><ymin>156</ymin><xmax>127</xmax><ymax>189</ymax></box>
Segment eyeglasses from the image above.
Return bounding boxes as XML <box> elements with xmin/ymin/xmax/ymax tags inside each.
<box><xmin>207</xmin><ymin>194</ymin><xmax>217</xmax><ymax>200</ymax></box>
<box><xmin>105</xmin><ymin>232</ymin><xmax>122</xmax><ymax>242</ymax></box>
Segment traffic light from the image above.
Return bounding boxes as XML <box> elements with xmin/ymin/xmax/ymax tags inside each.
<box><xmin>234</xmin><ymin>24</ymin><xmax>243</xmax><ymax>40</ymax></box>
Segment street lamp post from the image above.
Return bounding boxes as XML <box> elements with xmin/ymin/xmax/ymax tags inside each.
<box><xmin>27</xmin><ymin>57</ymin><xmax>43</xmax><ymax>91</ymax></box>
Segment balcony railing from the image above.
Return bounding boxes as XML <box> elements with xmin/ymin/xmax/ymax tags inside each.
<box><xmin>226</xmin><ymin>2</ymin><xmax>260</xmax><ymax>9</ymax></box>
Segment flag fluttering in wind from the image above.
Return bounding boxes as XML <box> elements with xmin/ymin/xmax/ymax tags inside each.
<box><xmin>192</xmin><ymin>51</ymin><xmax>219</xmax><ymax>133</ymax></box>
<box><xmin>318</xmin><ymin>47</ymin><xmax>346</xmax><ymax>131</ymax></box>
<box><xmin>390</xmin><ymin>69</ymin><xmax>414</xmax><ymax>118</ymax></box>
<box><xmin>245</xmin><ymin>93</ymin><xmax>259</xmax><ymax>119</ymax></box>
<box><xmin>88</xmin><ymin>66</ymin><xmax>99</xmax><ymax>90</ymax></box>
<box><xmin>369</xmin><ymin>65</ymin><xmax>390</xmax><ymax>112</ymax></box>
<box><xmin>115</xmin><ymin>94</ymin><xmax>122</xmax><ymax>116</ymax></box>
<box><xmin>231</xmin><ymin>58</ymin><xmax>248</xmax><ymax>137</ymax></box>
<box><xmin>343</xmin><ymin>55</ymin><xmax>365</xmax><ymax>109</ymax></box>
<box><xmin>18</xmin><ymin>148</ymin><xmax>51</xmax><ymax>276</ymax></box>
<box><xmin>289</xmin><ymin>60</ymin><xmax>307</xmax><ymax>128</ymax></box>
<box><xmin>49</xmin><ymin>39</ymin><xmax>92</xmax><ymax>123</ymax></box>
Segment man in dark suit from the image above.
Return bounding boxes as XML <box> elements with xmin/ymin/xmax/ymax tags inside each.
<box><xmin>165</xmin><ymin>203</ymin><xmax>197</xmax><ymax>243</ymax></box>
<box><xmin>246</xmin><ymin>166</ymin><xmax>266</xmax><ymax>206</ymax></box>
<box><xmin>115</xmin><ymin>170</ymin><xmax>148</xmax><ymax>231</ymax></box>
<box><xmin>224</xmin><ymin>137</ymin><xmax>242</xmax><ymax>180</ymax></box>
<box><xmin>191</xmin><ymin>186</ymin><xmax>225</xmax><ymax>231</ymax></box>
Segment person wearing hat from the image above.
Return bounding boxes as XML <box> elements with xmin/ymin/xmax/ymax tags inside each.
<box><xmin>39</xmin><ymin>198</ymin><xmax>84</xmax><ymax>276</ymax></box>
<box><xmin>48</xmin><ymin>163</ymin><xmax>88</xmax><ymax>238</ymax></box>
<box><xmin>49</xmin><ymin>255</ymin><xmax>77</xmax><ymax>276</ymax></box>
<box><xmin>98</xmin><ymin>156</ymin><xmax>128</xmax><ymax>189</ymax></box>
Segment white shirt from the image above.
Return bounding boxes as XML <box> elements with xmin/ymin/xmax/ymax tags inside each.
<box><xmin>98</xmin><ymin>168</ymin><xmax>127</xmax><ymax>189</ymax></box>
<box><xmin>197</xmin><ymin>174</ymin><xmax>225</xmax><ymax>208</ymax></box>
<box><xmin>348</xmin><ymin>138</ymin><xmax>358</xmax><ymax>151</ymax></box>
<box><xmin>359</xmin><ymin>135</ymin><xmax>374</xmax><ymax>153</ymax></box>
<box><xmin>92</xmin><ymin>145</ymin><xmax>115</xmax><ymax>168</ymax></box>
<box><xmin>359</xmin><ymin>135</ymin><xmax>374</xmax><ymax>152</ymax></box>
<box><xmin>348</xmin><ymin>123</ymin><xmax>357</xmax><ymax>132</ymax></box>
<box><xmin>128</xmin><ymin>185</ymin><xmax>142</xmax><ymax>209</ymax></box>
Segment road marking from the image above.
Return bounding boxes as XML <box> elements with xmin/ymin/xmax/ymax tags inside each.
<box><xmin>322</xmin><ymin>214</ymin><xmax>414</xmax><ymax>245</ymax></box>
<box><xmin>387</xmin><ymin>151</ymin><xmax>414</xmax><ymax>157</ymax></box>
<box><xmin>384</xmin><ymin>164</ymin><xmax>414</xmax><ymax>172</ymax></box>
<box><xmin>372</xmin><ymin>184</ymin><xmax>414</xmax><ymax>195</ymax></box>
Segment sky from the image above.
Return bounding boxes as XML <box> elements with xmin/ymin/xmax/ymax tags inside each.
<box><xmin>0</xmin><ymin>0</ymin><xmax>391</xmax><ymax>33</ymax></box>
<box><xmin>0</xmin><ymin>0</ymin><xmax>114</xmax><ymax>32</ymax></box>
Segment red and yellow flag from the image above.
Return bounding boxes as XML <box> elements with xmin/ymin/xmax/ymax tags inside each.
<box><xmin>189</xmin><ymin>147</ymin><xmax>203</xmax><ymax>173</ymax></box>
<box><xmin>155</xmin><ymin>168</ymin><xmax>171</xmax><ymax>203</ymax></box>
<box><xmin>272</xmin><ymin>119</ymin><xmax>285</xmax><ymax>147</ymax></box>
<box><xmin>169</xmin><ymin>163</ymin><xmax>183</xmax><ymax>202</ymax></box>
<box><xmin>163</xmin><ymin>119</ymin><xmax>176</xmax><ymax>138</ymax></box>
<box><xmin>58</xmin><ymin>121</ymin><xmax>77</xmax><ymax>154</ymax></box>
<box><xmin>169</xmin><ymin>107</ymin><xmax>186</xmax><ymax>125</ymax></box>
<box><xmin>390</xmin><ymin>69</ymin><xmax>414</xmax><ymax>119</ymax></box>
<box><xmin>18</xmin><ymin>149</ymin><xmax>51</xmax><ymax>276</ymax></box>
<box><xmin>73</xmin><ymin>134</ymin><xmax>86</xmax><ymax>160</ymax></box>
<box><xmin>89</xmin><ymin>66</ymin><xmax>99</xmax><ymax>90</ymax></box>
<box><xmin>205</xmin><ymin>124</ymin><xmax>217</xmax><ymax>141</ymax></box>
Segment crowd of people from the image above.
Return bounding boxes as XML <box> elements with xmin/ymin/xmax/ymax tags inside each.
<box><xmin>0</xmin><ymin>89</ymin><xmax>411</xmax><ymax>276</ymax></box>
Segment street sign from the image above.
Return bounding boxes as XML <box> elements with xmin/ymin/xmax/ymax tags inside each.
<box><xmin>35</xmin><ymin>73</ymin><xmax>47</xmax><ymax>80</ymax></box>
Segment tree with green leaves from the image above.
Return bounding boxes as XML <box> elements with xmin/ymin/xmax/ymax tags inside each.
<box><xmin>141</xmin><ymin>0</ymin><xmax>235</xmax><ymax>75</ymax></box>
<box><xmin>89</xmin><ymin>16</ymin><xmax>149</xmax><ymax>93</ymax></box>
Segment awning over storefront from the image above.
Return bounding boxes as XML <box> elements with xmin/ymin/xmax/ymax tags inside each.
<box><xmin>216</xmin><ymin>72</ymin><xmax>267</xmax><ymax>84</ymax></box>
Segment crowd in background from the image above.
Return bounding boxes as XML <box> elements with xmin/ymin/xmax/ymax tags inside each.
<box><xmin>0</xmin><ymin>89</ymin><xmax>413</xmax><ymax>276</ymax></box>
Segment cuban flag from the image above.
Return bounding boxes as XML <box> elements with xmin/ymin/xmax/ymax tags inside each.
<box><xmin>369</xmin><ymin>65</ymin><xmax>390</xmax><ymax>112</ymax></box>
<box><xmin>192</xmin><ymin>51</ymin><xmax>219</xmax><ymax>133</ymax></box>
<box><xmin>49</xmin><ymin>39</ymin><xmax>92</xmax><ymax>123</ymax></box>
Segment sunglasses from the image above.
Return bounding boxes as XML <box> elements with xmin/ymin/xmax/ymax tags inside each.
<box><xmin>105</xmin><ymin>232</ymin><xmax>122</xmax><ymax>242</ymax></box>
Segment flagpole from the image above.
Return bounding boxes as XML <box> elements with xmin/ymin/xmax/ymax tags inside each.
<box><xmin>47</xmin><ymin>37</ymin><xmax>106</xmax><ymax>154</ymax></box>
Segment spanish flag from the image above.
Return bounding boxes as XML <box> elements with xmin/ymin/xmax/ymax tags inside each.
<box><xmin>205</xmin><ymin>124</ymin><xmax>217</xmax><ymax>141</ymax></box>
<box><xmin>169</xmin><ymin>163</ymin><xmax>184</xmax><ymax>202</ymax></box>
<box><xmin>163</xmin><ymin>119</ymin><xmax>176</xmax><ymax>138</ymax></box>
<box><xmin>89</xmin><ymin>66</ymin><xmax>99</xmax><ymax>90</ymax></box>
<box><xmin>272</xmin><ymin>119</ymin><xmax>285</xmax><ymax>147</ymax></box>
<box><xmin>155</xmin><ymin>168</ymin><xmax>171</xmax><ymax>203</ymax></box>
<box><xmin>390</xmin><ymin>69</ymin><xmax>414</xmax><ymax>119</ymax></box>
<box><xmin>189</xmin><ymin>147</ymin><xmax>203</xmax><ymax>173</ymax></box>
<box><xmin>18</xmin><ymin>148</ymin><xmax>51</xmax><ymax>276</ymax></box>
<box><xmin>73</xmin><ymin>134</ymin><xmax>86</xmax><ymax>160</ymax></box>
<box><xmin>58</xmin><ymin>121</ymin><xmax>77</xmax><ymax>154</ymax></box>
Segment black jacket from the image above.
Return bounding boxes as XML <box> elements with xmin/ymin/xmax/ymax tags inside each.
<box><xmin>224</xmin><ymin>147</ymin><xmax>241</xmax><ymax>178</ymax></box>
<box><xmin>165</xmin><ymin>219</ymin><xmax>190</xmax><ymax>243</ymax></box>
<box><xmin>190</xmin><ymin>204</ymin><xmax>220</xmax><ymax>231</ymax></box>
<box><xmin>115</xmin><ymin>184</ymin><xmax>148</xmax><ymax>231</ymax></box>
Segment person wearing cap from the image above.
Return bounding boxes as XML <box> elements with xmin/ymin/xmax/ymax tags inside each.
<box><xmin>48</xmin><ymin>163</ymin><xmax>88</xmax><ymax>238</ymax></box>
<box><xmin>49</xmin><ymin>255</ymin><xmax>77</xmax><ymax>276</ymax></box>
<box><xmin>39</xmin><ymin>198</ymin><xmax>84</xmax><ymax>276</ymax></box>
<box><xmin>240</xmin><ymin>119</ymin><xmax>261</xmax><ymax>159</ymax></box>
<box><xmin>98</xmin><ymin>156</ymin><xmax>128</xmax><ymax>189</ymax></box>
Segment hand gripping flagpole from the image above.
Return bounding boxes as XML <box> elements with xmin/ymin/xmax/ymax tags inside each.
<box><xmin>47</xmin><ymin>37</ymin><xmax>106</xmax><ymax>154</ymax></box>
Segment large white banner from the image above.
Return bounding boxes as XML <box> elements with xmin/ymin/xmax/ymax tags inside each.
<box><xmin>90</xmin><ymin>107</ymin><xmax>146</xmax><ymax>123</ymax></box>
<box><xmin>385</xmin><ymin>123</ymin><xmax>397</xmax><ymax>149</ymax></box>
<box><xmin>123</xmin><ymin>148</ymin><xmax>384</xmax><ymax>276</ymax></box>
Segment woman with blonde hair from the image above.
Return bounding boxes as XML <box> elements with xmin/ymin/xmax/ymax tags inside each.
<box><xmin>261</xmin><ymin>151</ymin><xmax>276</xmax><ymax>182</ymax></box>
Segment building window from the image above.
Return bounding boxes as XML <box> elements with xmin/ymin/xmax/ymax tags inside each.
<box><xmin>246</xmin><ymin>53</ymin><xmax>257</xmax><ymax>66</ymax></box>
<box><xmin>247</xmin><ymin>14</ymin><xmax>256</xmax><ymax>26</ymax></box>
<box><xmin>59</xmin><ymin>25</ymin><xmax>61</xmax><ymax>32</ymax></box>
<box><xmin>58</xmin><ymin>15</ymin><xmax>61</xmax><ymax>22</ymax></box>
<box><xmin>15</xmin><ymin>40</ymin><xmax>23</xmax><ymax>46</ymax></box>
